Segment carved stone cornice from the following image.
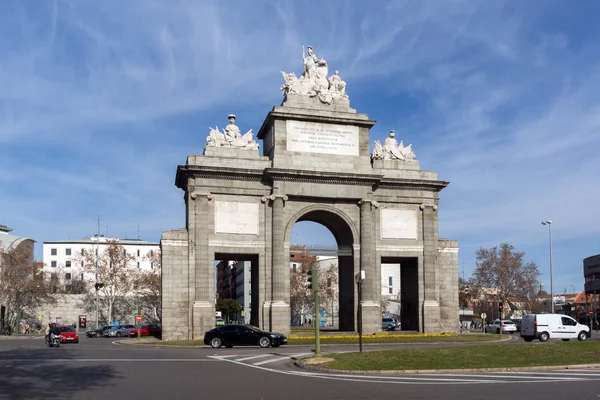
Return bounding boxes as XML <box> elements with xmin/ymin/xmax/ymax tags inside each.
<box><xmin>377</xmin><ymin>179</ymin><xmax>449</xmax><ymax>192</ymax></box>
<box><xmin>419</xmin><ymin>203</ymin><xmax>437</xmax><ymax>211</ymax></box>
<box><xmin>265</xmin><ymin>168</ymin><xmax>382</xmax><ymax>187</ymax></box>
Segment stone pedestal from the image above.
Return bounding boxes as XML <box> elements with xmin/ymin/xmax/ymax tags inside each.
<box><xmin>422</xmin><ymin>300</ymin><xmax>441</xmax><ymax>333</ymax></box>
<box><xmin>192</xmin><ymin>301</ymin><xmax>215</xmax><ymax>340</ymax></box>
<box><xmin>360</xmin><ymin>301</ymin><xmax>382</xmax><ymax>334</ymax></box>
<box><xmin>270</xmin><ymin>302</ymin><xmax>291</xmax><ymax>335</ymax></box>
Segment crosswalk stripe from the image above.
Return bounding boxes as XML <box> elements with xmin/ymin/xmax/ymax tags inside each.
<box><xmin>253</xmin><ymin>353</ymin><xmax>313</xmax><ymax>366</ymax></box>
<box><xmin>235</xmin><ymin>354</ymin><xmax>272</xmax><ymax>362</ymax></box>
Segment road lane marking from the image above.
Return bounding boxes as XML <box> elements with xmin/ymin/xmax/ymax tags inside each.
<box><xmin>253</xmin><ymin>353</ymin><xmax>313</xmax><ymax>366</ymax></box>
<box><xmin>0</xmin><ymin>358</ymin><xmax>219</xmax><ymax>362</ymax></box>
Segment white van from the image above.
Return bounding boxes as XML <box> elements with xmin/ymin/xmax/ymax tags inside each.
<box><xmin>520</xmin><ymin>313</ymin><xmax>590</xmax><ymax>342</ymax></box>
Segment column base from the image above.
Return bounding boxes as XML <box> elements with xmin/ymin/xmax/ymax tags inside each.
<box><xmin>422</xmin><ymin>300</ymin><xmax>441</xmax><ymax>334</ymax></box>
<box><xmin>360</xmin><ymin>301</ymin><xmax>381</xmax><ymax>334</ymax></box>
<box><xmin>269</xmin><ymin>301</ymin><xmax>290</xmax><ymax>335</ymax></box>
<box><xmin>192</xmin><ymin>301</ymin><xmax>215</xmax><ymax>340</ymax></box>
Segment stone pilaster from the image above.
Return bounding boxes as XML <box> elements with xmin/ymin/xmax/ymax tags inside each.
<box><xmin>359</xmin><ymin>199</ymin><xmax>380</xmax><ymax>334</ymax></box>
<box><xmin>190</xmin><ymin>191</ymin><xmax>216</xmax><ymax>339</ymax></box>
<box><xmin>420</xmin><ymin>203</ymin><xmax>440</xmax><ymax>333</ymax></box>
<box><xmin>269</xmin><ymin>194</ymin><xmax>290</xmax><ymax>335</ymax></box>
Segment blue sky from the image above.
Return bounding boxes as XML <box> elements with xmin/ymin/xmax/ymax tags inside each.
<box><xmin>1</xmin><ymin>1</ymin><xmax>599</xmax><ymax>294</ymax></box>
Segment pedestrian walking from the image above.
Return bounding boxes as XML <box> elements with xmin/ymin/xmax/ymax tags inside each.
<box><xmin>24</xmin><ymin>323</ymin><xmax>30</xmax><ymax>334</ymax></box>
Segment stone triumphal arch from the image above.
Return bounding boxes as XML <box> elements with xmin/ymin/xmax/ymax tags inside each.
<box><xmin>161</xmin><ymin>47</ymin><xmax>458</xmax><ymax>341</ymax></box>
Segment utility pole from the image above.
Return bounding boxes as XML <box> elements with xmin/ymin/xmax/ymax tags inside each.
<box><xmin>95</xmin><ymin>216</ymin><xmax>100</xmax><ymax>330</ymax></box>
<box><xmin>307</xmin><ymin>268</ymin><xmax>320</xmax><ymax>357</ymax></box>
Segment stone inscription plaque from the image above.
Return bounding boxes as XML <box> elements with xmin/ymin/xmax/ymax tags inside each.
<box><xmin>381</xmin><ymin>209</ymin><xmax>418</xmax><ymax>239</ymax></box>
<box><xmin>215</xmin><ymin>201</ymin><xmax>259</xmax><ymax>235</ymax></box>
<box><xmin>286</xmin><ymin>120</ymin><xmax>359</xmax><ymax>156</ymax></box>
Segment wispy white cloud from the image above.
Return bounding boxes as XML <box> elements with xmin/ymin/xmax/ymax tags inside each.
<box><xmin>1</xmin><ymin>0</ymin><xmax>599</xmax><ymax>294</ymax></box>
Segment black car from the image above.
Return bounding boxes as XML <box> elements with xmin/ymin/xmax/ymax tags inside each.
<box><xmin>85</xmin><ymin>326</ymin><xmax>112</xmax><ymax>338</ymax></box>
<box><xmin>204</xmin><ymin>325</ymin><xmax>287</xmax><ymax>349</ymax></box>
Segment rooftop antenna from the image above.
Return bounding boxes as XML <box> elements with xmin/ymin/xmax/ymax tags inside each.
<box><xmin>97</xmin><ymin>216</ymin><xmax>101</xmax><ymax>237</ymax></box>
<box><xmin>137</xmin><ymin>222</ymin><xmax>140</xmax><ymax>240</ymax></box>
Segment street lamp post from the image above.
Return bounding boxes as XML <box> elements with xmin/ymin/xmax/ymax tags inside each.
<box><xmin>94</xmin><ymin>234</ymin><xmax>100</xmax><ymax>329</ymax></box>
<box><xmin>541</xmin><ymin>220</ymin><xmax>554</xmax><ymax>313</ymax></box>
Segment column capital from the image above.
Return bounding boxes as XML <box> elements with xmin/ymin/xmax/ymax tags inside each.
<box><xmin>358</xmin><ymin>199</ymin><xmax>379</xmax><ymax>208</ymax></box>
<box><xmin>420</xmin><ymin>203</ymin><xmax>437</xmax><ymax>211</ymax></box>
<box><xmin>190</xmin><ymin>191</ymin><xmax>213</xmax><ymax>201</ymax></box>
<box><xmin>263</xmin><ymin>194</ymin><xmax>288</xmax><ymax>204</ymax></box>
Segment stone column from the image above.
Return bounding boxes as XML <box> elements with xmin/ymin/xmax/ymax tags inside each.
<box><xmin>190</xmin><ymin>191</ymin><xmax>215</xmax><ymax>339</ymax></box>
<box><xmin>269</xmin><ymin>194</ymin><xmax>290</xmax><ymax>335</ymax></box>
<box><xmin>420</xmin><ymin>203</ymin><xmax>440</xmax><ymax>333</ymax></box>
<box><xmin>359</xmin><ymin>199</ymin><xmax>380</xmax><ymax>334</ymax></box>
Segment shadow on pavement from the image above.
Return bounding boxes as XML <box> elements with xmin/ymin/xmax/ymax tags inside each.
<box><xmin>0</xmin><ymin>346</ymin><xmax>120</xmax><ymax>399</ymax></box>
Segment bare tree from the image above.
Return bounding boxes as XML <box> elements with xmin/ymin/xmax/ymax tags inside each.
<box><xmin>77</xmin><ymin>241</ymin><xmax>137</xmax><ymax>324</ymax></box>
<box><xmin>46</xmin><ymin>265</ymin><xmax>87</xmax><ymax>294</ymax></box>
<box><xmin>471</xmin><ymin>243</ymin><xmax>540</xmax><ymax>314</ymax></box>
<box><xmin>137</xmin><ymin>268</ymin><xmax>161</xmax><ymax>323</ymax></box>
<box><xmin>458</xmin><ymin>277</ymin><xmax>472</xmax><ymax>309</ymax></box>
<box><xmin>0</xmin><ymin>241</ymin><xmax>54</xmax><ymax>333</ymax></box>
<box><xmin>289</xmin><ymin>250</ymin><xmax>317</xmax><ymax>325</ymax></box>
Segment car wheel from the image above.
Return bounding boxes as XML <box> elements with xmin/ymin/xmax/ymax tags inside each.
<box><xmin>95</xmin><ymin>332</ymin><xmax>101</xmax><ymax>338</ymax></box>
<box><xmin>116</xmin><ymin>332</ymin><xmax>121</xmax><ymax>337</ymax></box>
<box><xmin>538</xmin><ymin>332</ymin><xmax>549</xmax><ymax>342</ymax></box>
<box><xmin>578</xmin><ymin>331</ymin><xmax>588</xmax><ymax>342</ymax></box>
<box><xmin>75</xmin><ymin>340</ymin><xmax>79</xmax><ymax>344</ymax></box>
<box><xmin>562</xmin><ymin>339</ymin><xmax>570</xmax><ymax>341</ymax></box>
<box><xmin>259</xmin><ymin>337</ymin><xmax>271</xmax><ymax>348</ymax></box>
<box><xmin>210</xmin><ymin>337</ymin><xmax>222</xmax><ymax>348</ymax></box>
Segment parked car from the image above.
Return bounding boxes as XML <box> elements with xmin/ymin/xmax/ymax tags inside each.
<box><xmin>86</xmin><ymin>326</ymin><xmax>112</xmax><ymax>338</ymax></box>
<box><xmin>514</xmin><ymin>320</ymin><xmax>522</xmax><ymax>332</ymax></box>
<box><xmin>216</xmin><ymin>318</ymin><xmax>225</xmax><ymax>326</ymax></box>
<box><xmin>485</xmin><ymin>320</ymin><xmax>517</xmax><ymax>334</ymax></box>
<box><xmin>129</xmin><ymin>324</ymin><xmax>162</xmax><ymax>338</ymax></box>
<box><xmin>104</xmin><ymin>325</ymin><xmax>136</xmax><ymax>337</ymax></box>
<box><xmin>57</xmin><ymin>325</ymin><xmax>79</xmax><ymax>343</ymax></box>
<box><xmin>204</xmin><ymin>325</ymin><xmax>287</xmax><ymax>348</ymax></box>
<box><xmin>521</xmin><ymin>313</ymin><xmax>590</xmax><ymax>342</ymax></box>
<box><xmin>382</xmin><ymin>318</ymin><xmax>400</xmax><ymax>331</ymax></box>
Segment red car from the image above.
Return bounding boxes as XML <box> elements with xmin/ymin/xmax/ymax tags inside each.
<box><xmin>129</xmin><ymin>324</ymin><xmax>161</xmax><ymax>338</ymax></box>
<box><xmin>57</xmin><ymin>325</ymin><xmax>79</xmax><ymax>343</ymax></box>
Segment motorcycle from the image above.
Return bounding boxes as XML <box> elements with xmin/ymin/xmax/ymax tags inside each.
<box><xmin>46</xmin><ymin>334</ymin><xmax>61</xmax><ymax>347</ymax></box>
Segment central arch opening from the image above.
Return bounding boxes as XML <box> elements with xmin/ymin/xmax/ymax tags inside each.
<box><xmin>288</xmin><ymin>208</ymin><xmax>356</xmax><ymax>332</ymax></box>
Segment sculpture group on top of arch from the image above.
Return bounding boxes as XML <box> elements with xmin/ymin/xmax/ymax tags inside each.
<box><xmin>372</xmin><ymin>130</ymin><xmax>417</xmax><ymax>162</ymax></box>
<box><xmin>280</xmin><ymin>45</ymin><xmax>348</xmax><ymax>105</ymax></box>
<box><xmin>206</xmin><ymin>113</ymin><xmax>259</xmax><ymax>150</ymax></box>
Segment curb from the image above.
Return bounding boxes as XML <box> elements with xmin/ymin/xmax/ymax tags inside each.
<box><xmin>294</xmin><ymin>360</ymin><xmax>600</xmax><ymax>375</ymax></box>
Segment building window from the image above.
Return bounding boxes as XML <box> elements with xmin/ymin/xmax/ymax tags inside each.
<box><xmin>137</xmin><ymin>249</ymin><xmax>140</xmax><ymax>257</ymax></box>
<box><xmin>137</xmin><ymin>262</ymin><xmax>140</xmax><ymax>269</ymax></box>
<box><xmin>51</xmin><ymin>261</ymin><xmax>57</xmax><ymax>268</ymax></box>
<box><xmin>389</xmin><ymin>287</ymin><xmax>393</xmax><ymax>294</ymax></box>
<box><xmin>150</xmin><ymin>262</ymin><xmax>154</xmax><ymax>269</ymax></box>
<box><xmin>65</xmin><ymin>261</ymin><xmax>71</xmax><ymax>268</ymax></box>
<box><xmin>51</xmin><ymin>248</ymin><xmax>57</xmax><ymax>256</ymax></box>
<box><xmin>80</xmin><ymin>273</ymin><xmax>84</xmax><ymax>280</ymax></box>
<box><xmin>65</xmin><ymin>273</ymin><xmax>71</xmax><ymax>280</ymax></box>
<box><xmin>66</xmin><ymin>248</ymin><xmax>71</xmax><ymax>256</ymax></box>
<box><xmin>81</xmin><ymin>249</ymin><xmax>86</xmax><ymax>256</ymax></box>
<box><xmin>388</xmin><ymin>276</ymin><xmax>393</xmax><ymax>286</ymax></box>
<box><xmin>81</xmin><ymin>261</ymin><xmax>84</xmax><ymax>268</ymax></box>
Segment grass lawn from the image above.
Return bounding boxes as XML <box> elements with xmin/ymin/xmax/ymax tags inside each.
<box><xmin>131</xmin><ymin>334</ymin><xmax>500</xmax><ymax>347</ymax></box>
<box><xmin>323</xmin><ymin>340</ymin><xmax>600</xmax><ymax>370</ymax></box>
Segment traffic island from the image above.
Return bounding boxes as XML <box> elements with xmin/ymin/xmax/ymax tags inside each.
<box><xmin>295</xmin><ymin>340</ymin><xmax>600</xmax><ymax>373</ymax></box>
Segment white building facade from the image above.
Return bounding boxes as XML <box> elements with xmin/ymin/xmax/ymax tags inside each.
<box><xmin>42</xmin><ymin>237</ymin><xmax>159</xmax><ymax>283</ymax></box>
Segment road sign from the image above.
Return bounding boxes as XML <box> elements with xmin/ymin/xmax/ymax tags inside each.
<box><xmin>480</xmin><ymin>313</ymin><xmax>487</xmax><ymax>319</ymax></box>
<box><xmin>135</xmin><ymin>315</ymin><xmax>142</xmax><ymax>322</ymax></box>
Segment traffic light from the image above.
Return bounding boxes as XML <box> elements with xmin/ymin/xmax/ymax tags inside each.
<box><xmin>307</xmin><ymin>270</ymin><xmax>313</xmax><ymax>290</ymax></box>
<box><xmin>498</xmin><ymin>303</ymin><xmax>504</xmax><ymax>315</ymax></box>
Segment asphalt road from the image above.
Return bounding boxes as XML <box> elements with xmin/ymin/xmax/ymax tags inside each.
<box><xmin>1</xmin><ymin>334</ymin><xmax>600</xmax><ymax>400</ymax></box>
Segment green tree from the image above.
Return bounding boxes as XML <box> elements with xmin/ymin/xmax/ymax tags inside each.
<box><xmin>216</xmin><ymin>298</ymin><xmax>242</xmax><ymax>321</ymax></box>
